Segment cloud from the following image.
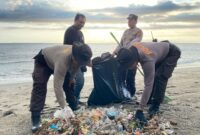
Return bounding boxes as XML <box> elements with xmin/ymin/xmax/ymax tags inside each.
<box><xmin>165</xmin><ymin>13</ymin><xmax>200</xmax><ymax>22</ymax></box>
<box><xmin>0</xmin><ymin>0</ymin><xmax>75</xmax><ymax>21</ymax></box>
<box><xmin>0</xmin><ymin>0</ymin><xmax>200</xmax><ymax>30</ymax></box>
<box><xmin>92</xmin><ymin>1</ymin><xmax>198</xmax><ymax>15</ymax></box>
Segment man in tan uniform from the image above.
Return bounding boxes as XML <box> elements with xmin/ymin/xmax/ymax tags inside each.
<box><xmin>113</xmin><ymin>14</ymin><xmax>143</xmax><ymax>97</ymax></box>
<box><xmin>30</xmin><ymin>42</ymin><xmax>92</xmax><ymax>133</ymax></box>
<box><xmin>117</xmin><ymin>41</ymin><xmax>181</xmax><ymax>124</ymax></box>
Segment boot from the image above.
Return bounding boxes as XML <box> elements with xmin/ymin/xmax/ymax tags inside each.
<box><xmin>148</xmin><ymin>102</ymin><xmax>160</xmax><ymax>117</ymax></box>
<box><xmin>31</xmin><ymin>111</ymin><xmax>41</xmax><ymax>133</ymax></box>
<box><xmin>68</xmin><ymin>98</ymin><xmax>80</xmax><ymax>111</ymax></box>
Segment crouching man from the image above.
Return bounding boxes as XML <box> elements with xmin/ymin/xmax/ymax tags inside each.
<box><xmin>30</xmin><ymin>42</ymin><xmax>92</xmax><ymax>132</ymax></box>
<box><xmin>117</xmin><ymin>41</ymin><xmax>181</xmax><ymax>124</ymax></box>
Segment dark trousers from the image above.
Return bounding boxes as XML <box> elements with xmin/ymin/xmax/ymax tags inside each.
<box><xmin>74</xmin><ymin>68</ymin><xmax>84</xmax><ymax>100</ymax></box>
<box><xmin>30</xmin><ymin>59</ymin><xmax>52</xmax><ymax>112</ymax></box>
<box><xmin>150</xmin><ymin>43</ymin><xmax>181</xmax><ymax>104</ymax></box>
<box><xmin>30</xmin><ymin>52</ymin><xmax>76</xmax><ymax>112</ymax></box>
<box><xmin>122</xmin><ymin>68</ymin><xmax>137</xmax><ymax>97</ymax></box>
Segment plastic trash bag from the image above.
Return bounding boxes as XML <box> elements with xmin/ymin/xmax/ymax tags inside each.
<box><xmin>88</xmin><ymin>52</ymin><xmax>131</xmax><ymax>106</ymax></box>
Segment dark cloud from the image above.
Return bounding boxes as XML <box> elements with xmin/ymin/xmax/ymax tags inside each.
<box><xmin>165</xmin><ymin>13</ymin><xmax>200</xmax><ymax>22</ymax></box>
<box><xmin>89</xmin><ymin>1</ymin><xmax>199</xmax><ymax>16</ymax></box>
<box><xmin>0</xmin><ymin>1</ymin><xmax>75</xmax><ymax>21</ymax></box>
<box><xmin>87</xmin><ymin>1</ymin><xmax>200</xmax><ymax>23</ymax></box>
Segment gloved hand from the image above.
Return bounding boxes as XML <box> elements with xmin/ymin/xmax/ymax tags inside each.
<box><xmin>69</xmin><ymin>79</ymin><xmax>75</xmax><ymax>88</ymax></box>
<box><xmin>63</xmin><ymin>105</ymin><xmax>75</xmax><ymax>119</ymax></box>
<box><xmin>135</xmin><ymin>110</ymin><xmax>148</xmax><ymax>125</ymax></box>
<box><xmin>81</xmin><ymin>66</ymin><xmax>87</xmax><ymax>72</ymax></box>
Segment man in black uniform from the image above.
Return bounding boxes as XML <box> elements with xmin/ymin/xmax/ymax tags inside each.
<box><xmin>63</xmin><ymin>13</ymin><xmax>86</xmax><ymax>106</ymax></box>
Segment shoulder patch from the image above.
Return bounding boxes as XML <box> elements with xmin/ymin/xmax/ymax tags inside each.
<box><xmin>134</xmin><ymin>42</ymin><xmax>154</xmax><ymax>57</ymax></box>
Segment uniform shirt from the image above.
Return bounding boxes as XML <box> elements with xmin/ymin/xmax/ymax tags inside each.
<box><xmin>42</xmin><ymin>45</ymin><xmax>79</xmax><ymax>108</ymax></box>
<box><xmin>131</xmin><ymin>42</ymin><xmax>170</xmax><ymax>108</ymax></box>
<box><xmin>115</xmin><ymin>27</ymin><xmax>143</xmax><ymax>53</ymax></box>
<box><xmin>63</xmin><ymin>25</ymin><xmax>84</xmax><ymax>45</ymax></box>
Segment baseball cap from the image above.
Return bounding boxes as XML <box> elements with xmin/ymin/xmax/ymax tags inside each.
<box><xmin>117</xmin><ymin>46</ymin><xmax>139</xmax><ymax>69</ymax></box>
<box><xmin>72</xmin><ymin>42</ymin><xmax>92</xmax><ymax>66</ymax></box>
<box><xmin>127</xmin><ymin>14</ymin><xmax>138</xmax><ymax>20</ymax></box>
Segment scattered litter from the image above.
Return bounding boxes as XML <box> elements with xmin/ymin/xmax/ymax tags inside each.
<box><xmin>35</xmin><ymin>106</ymin><xmax>176</xmax><ymax>135</ymax></box>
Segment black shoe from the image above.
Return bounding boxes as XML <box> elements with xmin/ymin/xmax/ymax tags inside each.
<box><xmin>31</xmin><ymin>111</ymin><xmax>41</xmax><ymax>133</ymax></box>
<box><xmin>148</xmin><ymin>103</ymin><xmax>160</xmax><ymax>117</ymax></box>
<box><xmin>69</xmin><ymin>101</ymin><xmax>80</xmax><ymax>111</ymax></box>
<box><xmin>78</xmin><ymin>101</ymin><xmax>85</xmax><ymax>105</ymax></box>
<box><xmin>135</xmin><ymin>110</ymin><xmax>148</xmax><ymax>125</ymax></box>
<box><xmin>67</xmin><ymin>95</ymin><xmax>79</xmax><ymax>111</ymax></box>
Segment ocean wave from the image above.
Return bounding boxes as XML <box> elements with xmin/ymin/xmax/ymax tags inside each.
<box><xmin>0</xmin><ymin>60</ymin><xmax>32</xmax><ymax>64</ymax></box>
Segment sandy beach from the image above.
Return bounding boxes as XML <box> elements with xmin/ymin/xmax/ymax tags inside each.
<box><xmin>0</xmin><ymin>66</ymin><xmax>200</xmax><ymax>135</ymax></box>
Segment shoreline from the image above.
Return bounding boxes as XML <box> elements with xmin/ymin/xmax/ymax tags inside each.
<box><xmin>1</xmin><ymin>64</ymin><xmax>200</xmax><ymax>86</ymax></box>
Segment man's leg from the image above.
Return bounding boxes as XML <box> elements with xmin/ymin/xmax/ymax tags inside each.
<box><xmin>147</xmin><ymin>63</ymin><xmax>161</xmax><ymax>105</ymax></box>
<box><xmin>149</xmin><ymin>44</ymin><xmax>181</xmax><ymax>116</ymax></box>
<box><xmin>126</xmin><ymin>68</ymin><xmax>137</xmax><ymax>97</ymax></box>
<box><xmin>74</xmin><ymin>68</ymin><xmax>84</xmax><ymax>102</ymax></box>
<box><xmin>30</xmin><ymin>61</ymin><xmax>51</xmax><ymax>132</ymax></box>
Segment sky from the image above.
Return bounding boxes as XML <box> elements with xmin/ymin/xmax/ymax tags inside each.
<box><xmin>0</xmin><ymin>0</ymin><xmax>200</xmax><ymax>43</ymax></box>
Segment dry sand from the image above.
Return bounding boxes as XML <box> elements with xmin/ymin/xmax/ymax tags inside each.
<box><xmin>0</xmin><ymin>67</ymin><xmax>200</xmax><ymax>135</ymax></box>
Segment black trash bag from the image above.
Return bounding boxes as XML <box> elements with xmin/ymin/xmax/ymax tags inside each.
<box><xmin>87</xmin><ymin>52</ymin><xmax>130</xmax><ymax>106</ymax></box>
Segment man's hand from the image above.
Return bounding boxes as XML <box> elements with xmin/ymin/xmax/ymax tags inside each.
<box><xmin>80</xmin><ymin>66</ymin><xmax>87</xmax><ymax>72</ymax></box>
<box><xmin>69</xmin><ymin>79</ymin><xmax>75</xmax><ymax>87</ymax></box>
<box><xmin>86</xmin><ymin>61</ymin><xmax>93</xmax><ymax>67</ymax></box>
<box><xmin>112</xmin><ymin>51</ymin><xmax>117</xmax><ymax>57</ymax></box>
<box><xmin>63</xmin><ymin>106</ymin><xmax>75</xmax><ymax>119</ymax></box>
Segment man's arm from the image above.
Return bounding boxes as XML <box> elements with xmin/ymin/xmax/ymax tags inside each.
<box><xmin>128</xmin><ymin>29</ymin><xmax>143</xmax><ymax>47</ymax></box>
<box><xmin>113</xmin><ymin>31</ymin><xmax>125</xmax><ymax>55</ymax></box>
<box><xmin>140</xmin><ymin>62</ymin><xmax>155</xmax><ymax>109</ymax></box>
<box><xmin>53</xmin><ymin>66</ymin><xmax>68</xmax><ymax>108</ymax></box>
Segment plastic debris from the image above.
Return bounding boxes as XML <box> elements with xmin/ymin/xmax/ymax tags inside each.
<box><xmin>36</xmin><ymin>105</ymin><xmax>176</xmax><ymax>135</ymax></box>
<box><xmin>49</xmin><ymin>123</ymin><xmax>58</xmax><ymax>130</ymax></box>
<box><xmin>122</xmin><ymin>86</ymin><xmax>131</xmax><ymax>99</ymax></box>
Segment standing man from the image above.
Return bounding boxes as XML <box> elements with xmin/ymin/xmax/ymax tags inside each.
<box><xmin>30</xmin><ymin>42</ymin><xmax>92</xmax><ymax>133</ymax></box>
<box><xmin>117</xmin><ymin>41</ymin><xmax>181</xmax><ymax>123</ymax></box>
<box><xmin>113</xmin><ymin>14</ymin><xmax>143</xmax><ymax>97</ymax></box>
<box><xmin>63</xmin><ymin>13</ymin><xmax>86</xmax><ymax>104</ymax></box>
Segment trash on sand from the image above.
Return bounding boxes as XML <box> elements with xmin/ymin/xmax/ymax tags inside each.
<box><xmin>163</xmin><ymin>95</ymin><xmax>172</xmax><ymax>103</ymax></box>
<box><xmin>36</xmin><ymin>105</ymin><xmax>176</xmax><ymax>135</ymax></box>
<box><xmin>54</xmin><ymin>107</ymin><xmax>74</xmax><ymax>122</ymax></box>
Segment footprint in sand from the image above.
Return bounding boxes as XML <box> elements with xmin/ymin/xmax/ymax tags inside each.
<box><xmin>3</xmin><ymin>105</ymin><xmax>9</xmax><ymax>107</ymax></box>
<box><xmin>2</xmin><ymin>110</ymin><xmax>16</xmax><ymax>117</ymax></box>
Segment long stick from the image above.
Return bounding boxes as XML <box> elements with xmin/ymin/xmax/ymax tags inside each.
<box><xmin>137</xmin><ymin>65</ymin><xmax>144</xmax><ymax>76</ymax></box>
<box><xmin>151</xmin><ymin>31</ymin><xmax>154</xmax><ymax>41</ymax></box>
<box><xmin>110</xmin><ymin>32</ymin><xmax>120</xmax><ymax>45</ymax></box>
<box><xmin>110</xmin><ymin>32</ymin><xmax>144</xmax><ymax>76</ymax></box>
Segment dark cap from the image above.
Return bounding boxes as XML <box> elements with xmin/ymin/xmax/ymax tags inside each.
<box><xmin>72</xmin><ymin>42</ymin><xmax>92</xmax><ymax>66</ymax></box>
<box><xmin>127</xmin><ymin>14</ymin><xmax>138</xmax><ymax>20</ymax></box>
<box><xmin>117</xmin><ymin>46</ymin><xmax>139</xmax><ymax>69</ymax></box>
